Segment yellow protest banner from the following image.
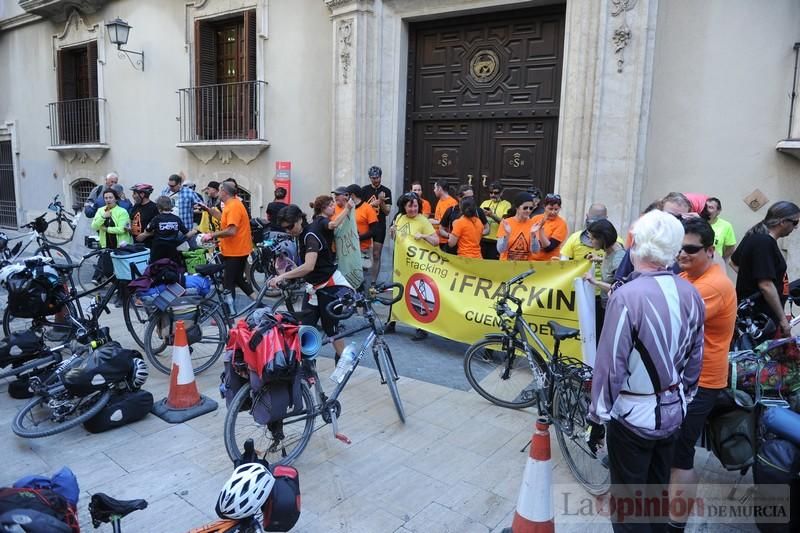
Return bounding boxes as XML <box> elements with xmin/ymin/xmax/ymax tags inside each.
<box><xmin>392</xmin><ymin>236</ymin><xmax>591</xmax><ymax>355</ymax></box>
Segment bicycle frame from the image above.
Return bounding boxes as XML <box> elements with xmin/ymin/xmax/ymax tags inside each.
<box><xmin>4</xmin><ymin>230</ymin><xmax>45</xmax><ymax>262</ymax></box>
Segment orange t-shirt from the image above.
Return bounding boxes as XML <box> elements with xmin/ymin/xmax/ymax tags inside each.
<box><xmin>497</xmin><ymin>217</ymin><xmax>535</xmax><ymax>261</ymax></box>
<box><xmin>219</xmin><ymin>196</ymin><xmax>252</xmax><ymax>257</ymax></box>
<box><xmin>451</xmin><ymin>216</ymin><xmax>484</xmax><ymax>258</ymax></box>
<box><xmin>529</xmin><ymin>215</ymin><xmax>568</xmax><ymax>261</ymax></box>
<box><xmin>333</xmin><ymin>204</ymin><xmax>346</xmax><ymax>221</ymax></box>
<box><xmin>680</xmin><ymin>263</ymin><xmax>737</xmax><ymax>389</ymax></box>
<box><xmin>421</xmin><ymin>198</ymin><xmax>432</xmax><ymax>217</ymax></box>
<box><xmin>434</xmin><ymin>196</ymin><xmax>458</xmax><ymax>244</ymax></box>
<box><xmin>355</xmin><ymin>202</ymin><xmax>378</xmax><ymax>251</ymax></box>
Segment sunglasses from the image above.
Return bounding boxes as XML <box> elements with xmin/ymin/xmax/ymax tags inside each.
<box><xmin>786</xmin><ymin>218</ymin><xmax>800</xmax><ymax>227</ymax></box>
<box><xmin>520</xmin><ymin>205</ymin><xmax>534</xmax><ymax>211</ymax></box>
<box><xmin>490</xmin><ymin>190</ymin><xmax>501</xmax><ymax>195</ymax></box>
<box><xmin>680</xmin><ymin>244</ymin><xmax>705</xmax><ymax>255</ymax></box>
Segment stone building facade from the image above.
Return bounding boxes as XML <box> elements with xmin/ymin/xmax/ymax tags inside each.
<box><xmin>1</xmin><ymin>0</ymin><xmax>799</xmax><ymax>271</ymax></box>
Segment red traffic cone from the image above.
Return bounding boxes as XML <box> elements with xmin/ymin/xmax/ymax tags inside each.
<box><xmin>152</xmin><ymin>321</ymin><xmax>217</xmax><ymax>423</ymax></box>
<box><xmin>504</xmin><ymin>417</ymin><xmax>555</xmax><ymax>533</ymax></box>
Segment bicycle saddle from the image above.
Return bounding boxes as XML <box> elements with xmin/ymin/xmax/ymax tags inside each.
<box><xmin>89</xmin><ymin>493</ymin><xmax>148</xmax><ymax>524</ymax></box>
<box><xmin>548</xmin><ymin>320</ymin><xmax>579</xmax><ymax>341</ymax></box>
<box><xmin>195</xmin><ymin>263</ymin><xmax>225</xmax><ymax>276</ymax></box>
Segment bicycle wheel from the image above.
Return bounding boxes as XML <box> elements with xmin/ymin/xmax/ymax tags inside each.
<box><xmin>43</xmin><ymin>217</ymin><xmax>75</xmax><ymax>245</ymax></box>
<box><xmin>553</xmin><ymin>377</ymin><xmax>610</xmax><ymax>495</ymax></box>
<box><xmin>36</xmin><ymin>244</ymin><xmax>72</xmax><ymax>265</ymax></box>
<box><xmin>375</xmin><ymin>342</ymin><xmax>405</xmax><ymax>423</ymax></box>
<box><xmin>2</xmin><ymin>304</ymin><xmax>76</xmax><ymax>340</ymax></box>
<box><xmin>246</xmin><ymin>252</ymin><xmax>280</xmax><ymax>297</ymax></box>
<box><xmin>76</xmin><ymin>251</ymin><xmax>103</xmax><ymax>294</ymax></box>
<box><xmin>463</xmin><ymin>337</ymin><xmax>540</xmax><ymax>409</ymax></box>
<box><xmin>122</xmin><ymin>293</ymin><xmax>151</xmax><ymax>350</ymax></box>
<box><xmin>224</xmin><ymin>381</ymin><xmax>316</xmax><ymax>466</ymax></box>
<box><xmin>12</xmin><ymin>389</ymin><xmax>112</xmax><ymax>438</ymax></box>
<box><xmin>142</xmin><ymin>301</ymin><xmax>227</xmax><ymax>375</ymax></box>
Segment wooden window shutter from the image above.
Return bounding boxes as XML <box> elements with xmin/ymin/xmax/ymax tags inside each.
<box><xmin>58</xmin><ymin>49</ymin><xmax>77</xmax><ymax>102</ymax></box>
<box><xmin>195</xmin><ymin>18</ymin><xmax>217</xmax><ymax>87</ymax></box>
<box><xmin>244</xmin><ymin>9</ymin><xmax>257</xmax><ymax>82</ymax></box>
<box><xmin>88</xmin><ymin>41</ymin><xmax>98</xmax><ymax>98</ymax></box>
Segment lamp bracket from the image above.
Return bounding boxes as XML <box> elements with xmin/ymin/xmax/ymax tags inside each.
<box><xmin>116</xmin><ymin>45</ymin><xmax>144</xmax><ymax>71</ymax></box>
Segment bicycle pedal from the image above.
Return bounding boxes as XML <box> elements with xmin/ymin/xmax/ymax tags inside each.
<box><xmin>335</xmin><ymin>433</ymin><xmax>352</xmax><ymax>444</ymax></box>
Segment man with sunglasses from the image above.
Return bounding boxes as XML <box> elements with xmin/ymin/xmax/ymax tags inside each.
<box><xmin>479</xmin><ymin>181</ymin><xmax>511</xmax><ymax>259</ymax></box>
<box><xmin>362</xmin><ymin>166</ymin><xmax>392</xmax><ymax>283</ymax></box>
<box><xmin>668</xmin><ymin>218</ymin><xmax>736</xmax><ymax>532</ymax></box>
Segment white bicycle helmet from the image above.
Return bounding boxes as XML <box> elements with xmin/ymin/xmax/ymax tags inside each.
<box><xmin>129</xmin><ymin>357</ymin><xmax>149</xmax><ymax>390</ymax></box>
<box><xmin>216</xmin><ymin>463</ymin><xmax>275</xmax><ymax>520</ymax></box>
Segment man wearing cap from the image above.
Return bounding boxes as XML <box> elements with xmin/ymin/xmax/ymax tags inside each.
<box><xmin>361</xmin><ymin>166</ymin><xmax>392</xmax><ymax>283</ymax></box>
<box><xmin>129</xmin><ymin>184</ymin><xmax>158</xmax><ymax>246</ymax></box>
<box><xmin>332</xmin><ymin>186</ymin><xmax>350</xmax><ymax>220</ymax></box>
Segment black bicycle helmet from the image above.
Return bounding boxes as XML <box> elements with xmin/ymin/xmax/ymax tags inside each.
<box><xmin>368</xmin><ymin>166</ymin><xmax>382</xmax><ymax>178</ymax></box>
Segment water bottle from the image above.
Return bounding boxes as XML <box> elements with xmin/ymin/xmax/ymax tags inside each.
<box><xmin>223</xmin><ymin>290</ymin><xmax>235</xmax><ymax>315</ymax></box>
<box><xmin>330</xmin><ymin>342</ymin><xmax>358</xmax><ymax>384</ymax></box>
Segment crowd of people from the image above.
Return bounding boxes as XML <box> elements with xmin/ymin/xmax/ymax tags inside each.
<box><xmin>81</xmin><ymin>166</ymin><xmax>799</xmax><ymax>531</ymax></box>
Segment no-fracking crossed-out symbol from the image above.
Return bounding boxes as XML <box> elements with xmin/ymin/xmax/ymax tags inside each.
<box><xmin>405</xmin><ymin>273</ymin><xmax>440</xmax><ymax>324</ymax></box>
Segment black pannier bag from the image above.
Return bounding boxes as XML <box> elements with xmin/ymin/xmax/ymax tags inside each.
<box><xmin>0</xmin><ymin>330</ymin><xmax>46</xmax><ymax>368</ymax></box>
<box><xmin>262</xmin><ymin>464</ymin><xmax>301</xmax><ymax>532</ymax></box>
<box><xmin>0</xmin><ymin>486</ymin><xmax>79</xmax><ymax>533</ymax></box>
<box><xmin>753</xmin><ymin>437</ymin><xmax>800</xmax><ymax>533</ymax></box>
<box><xmin>62</xmin><ymin>342</ymin><xmax>137</xmax><ymax>396</ymax></box>
<box><xmin>6</xmin><ymin>266</ymin><xmax>66</xmax><ymax>319</ymax></box>
<box><xmin>83</xmin><ymin>389</ymin><xmax>154</xmax><ymax>433</ymax></box>
<box><xmin>707</xmin><ymin>389</ymin><xmax>758</xmax><ymax>472</ymax></box>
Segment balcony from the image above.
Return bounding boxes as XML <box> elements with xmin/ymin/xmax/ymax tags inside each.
<box><xmin>18</xmin><ymin>0</ymin><xmax>109</xmax><ymax>22</ymax></box>
<box><xmin>176</xmin><ymin>80</ymin><xmax>270</xmax><ymax>165</ymax></box>
<box><xmin>47</xmin><ymin>97</ymin><xmax>109</xmax><ymax>163</ymax></box>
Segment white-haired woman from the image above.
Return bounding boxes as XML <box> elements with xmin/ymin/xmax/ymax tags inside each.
<box><xmin>587</xmin><ymin>210</ymin><xmax>705</xmax><ymax>532</ymax></box>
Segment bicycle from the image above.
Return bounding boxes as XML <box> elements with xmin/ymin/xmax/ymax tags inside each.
<box><xmin>462</xmin><ymin>268</ymin><xmax>610</xmax><ymax>495</ymax></box>
<box><xmin>0</xmin><ymin>216</ymin><xmax>72</xmax><ymax>266</ymax></box>
<box><xmin>223</xmin><ymin>282</ymin><xmax>404</xmax><ymax>465</ymax></box>
<box><xmin>42</xmin><ymin>194</ymin><xmax>79</xmax><ymax>245</ymax></box>
<box><xmin>139</xmin><ymin>262</ymin><xmax>304</xmax><ymax>376</ymax></box>
<box><xmin>10</xmin><ymin>335</ymin><xmax>148</xmax><ymax>438</ymax></box>
<box><xmin>2</xmin><ymin>254</ymin><xmax>145</xmax><ymax>349</ymax></box>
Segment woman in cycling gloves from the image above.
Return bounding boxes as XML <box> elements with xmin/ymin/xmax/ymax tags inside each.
<box><xmin>268</xmin><ymin>204</ymin><xmax>352</xmax><ymax>362</ymax></box>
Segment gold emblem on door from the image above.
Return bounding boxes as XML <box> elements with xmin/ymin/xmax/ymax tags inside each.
<box><xmin>469</xmin><ymin>50</ymin><xmax>500</xmax><ymax>83</ymax></box>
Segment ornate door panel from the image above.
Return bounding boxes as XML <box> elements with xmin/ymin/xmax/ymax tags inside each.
<box><xmin>405</xmin><ymin>7</ymin><xmax>564</xmax><ymax>202</ymax></box>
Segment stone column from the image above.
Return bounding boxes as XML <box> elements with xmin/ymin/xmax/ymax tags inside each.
<box><xmin>326</xmin><ymin>0</ymin><xmax>376</xmax><ymax>187</ymax></box>
<box><xmin>556</xmin><ymin>0</ymin><xmax>659</xmax><ymax>230</ymax></box>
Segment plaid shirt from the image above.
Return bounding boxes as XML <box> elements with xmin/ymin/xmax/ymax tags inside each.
<box><xmin>161</xmin><ymin>186</ymin><xmax>202</xmax><ymax>229</ymax></box>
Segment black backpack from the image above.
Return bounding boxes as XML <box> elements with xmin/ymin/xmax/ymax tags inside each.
<box><xmin>6</xmin><ymin>267</ymin><xmax>66</xmax><ymax>319</ymax></box>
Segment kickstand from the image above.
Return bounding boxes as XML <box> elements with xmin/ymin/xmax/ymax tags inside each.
<box><xmin>329</xmin><ymin>406</ymin><xmax>351</xmax><ymax>444</ymax></box>
<box><xmin>520</xmin><ymin>439</ymin><xmax>531</xmax><ymax>453</ymax></box>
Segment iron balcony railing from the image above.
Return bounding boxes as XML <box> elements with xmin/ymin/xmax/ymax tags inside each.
<box><xmin>177</xmin><ymin>80</ymin><xmax>267</xmax><ymax>142</ymax></box>
<box><xmin>47</xmin><ymin>97</ymin><xmax>106</xmax><ymax>146</ymax></box>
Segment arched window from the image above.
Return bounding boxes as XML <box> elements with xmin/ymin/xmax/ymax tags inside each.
<box><xmin>238</xmin><ymin>186</ymin><xmax>252</xmax><ymax>216</ymax></box>
<box><xmin>72</xmin><ymin>179</ymin><xmax>97</xmax><ymax>207</ymax></box>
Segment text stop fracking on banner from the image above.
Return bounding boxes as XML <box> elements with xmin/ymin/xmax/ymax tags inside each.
<box><xmin>391</xmin><ymin>236</ymin><xmax>592</xmax><ymax>354</ymax></box>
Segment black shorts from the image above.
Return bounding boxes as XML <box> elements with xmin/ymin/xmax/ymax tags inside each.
<box><xmin>672</xmin><ymin>387</ymin><xmax>721</xmax><ymax>470</ymax></box>
<box><xmin>301</xmin><ymin>290</ymin><xmax>340</xmax><ymax>337</ymax></box>
<box><xmin>373</xmin><ymin>222</ymin><xmax>387</xmax><ymax>244</ymax></box>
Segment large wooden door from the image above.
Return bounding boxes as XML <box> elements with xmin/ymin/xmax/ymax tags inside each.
<box><xmin>405</xmin><ymin>7</ymin><xmax>564</xmax><ymax>202</ymax></box>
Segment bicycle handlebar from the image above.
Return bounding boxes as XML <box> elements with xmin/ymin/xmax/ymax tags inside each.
<box><xmin>504</xmin><ymin>269</ymin><xmax>536</xmax><ymax>288</ymax></box>
<box><xmin>372</xmin><ymin>282</ymin><xmax>403</xmax><ymax>306</ymax></box>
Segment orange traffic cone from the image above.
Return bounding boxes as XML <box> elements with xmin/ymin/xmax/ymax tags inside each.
<box><xmin>152</xmin><ymin>321</ymin><xmax>218</xmax><ymax>423</ymax></box>
<box><xmin>503</xmin><ymin>417</ymin><xmax>555</xmax><ymax>533</ymax></box>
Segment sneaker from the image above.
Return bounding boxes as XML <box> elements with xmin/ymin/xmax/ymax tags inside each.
<box><xmin>411</xmin><ymin>329</ymin><xmax>428</xmax><ymax>341</ymax></box>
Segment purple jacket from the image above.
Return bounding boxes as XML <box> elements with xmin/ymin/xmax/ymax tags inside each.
<box><xmin>589</xmin><ymin>270</ymin><xmax>705</xmax><ymax>439</ymax></box>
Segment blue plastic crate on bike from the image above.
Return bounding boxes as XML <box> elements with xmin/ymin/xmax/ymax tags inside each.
<box><xmin>220</xmin><ymin>311</ymin><xmax>315</xmax><ymax>425</ymax></box>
